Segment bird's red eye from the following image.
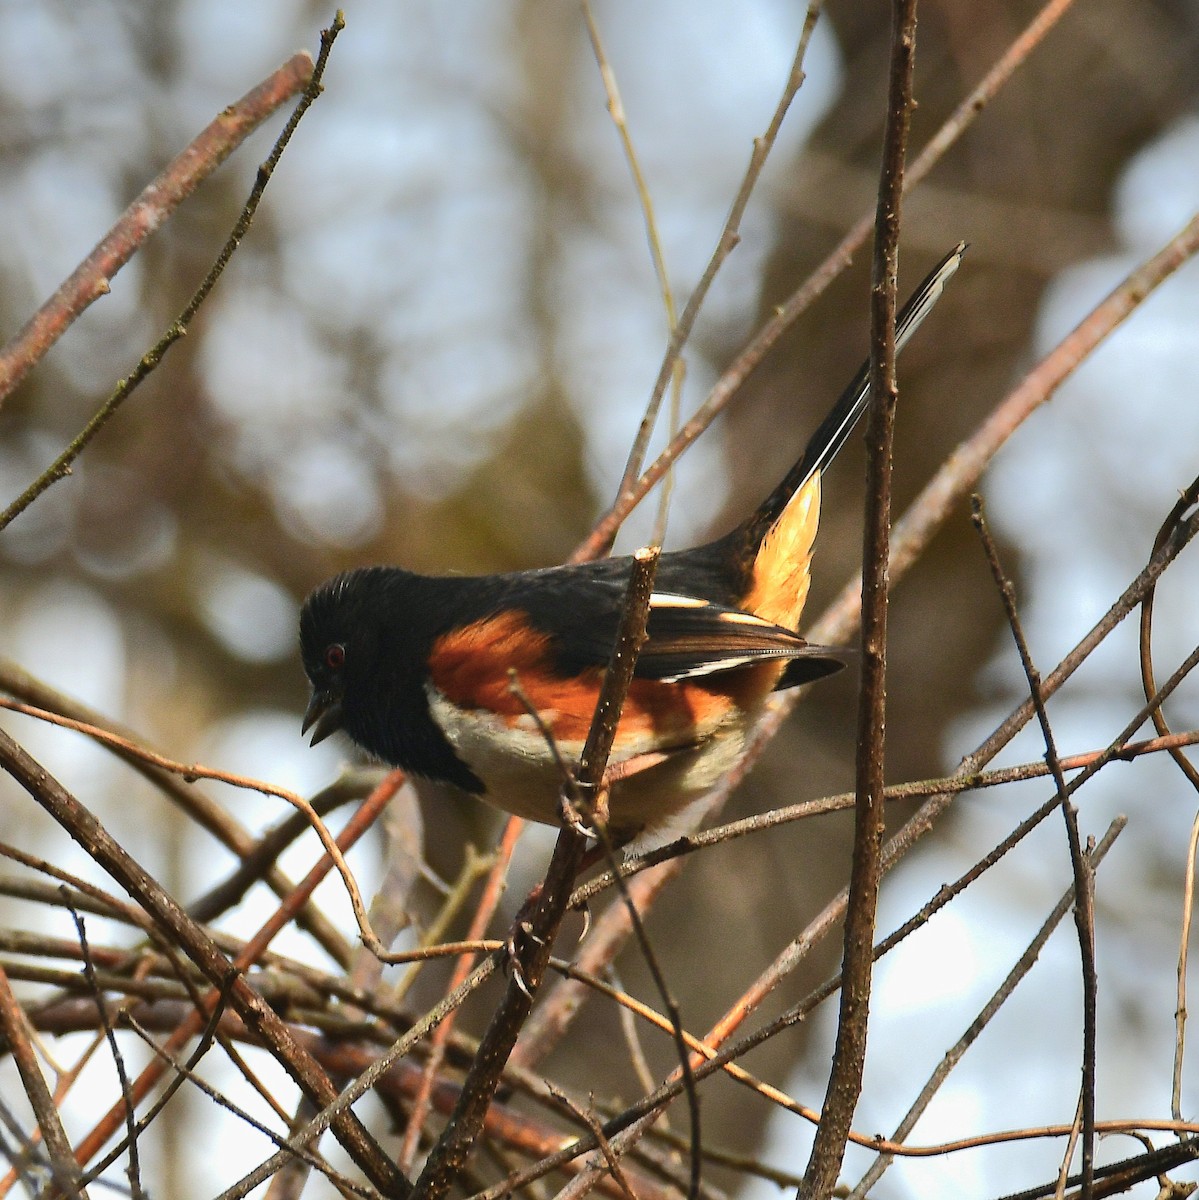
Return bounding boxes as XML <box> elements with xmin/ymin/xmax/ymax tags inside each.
<box><xmin>325</xmin><ymin>643</ymin><xmax>346</xmax><ymax>671</ymax></box>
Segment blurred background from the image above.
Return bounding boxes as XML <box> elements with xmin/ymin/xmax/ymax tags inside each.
<box><xmin>2</xmin><ymin>1</ymin><xmax>1199</xmax><ymax>1196</ymax></box>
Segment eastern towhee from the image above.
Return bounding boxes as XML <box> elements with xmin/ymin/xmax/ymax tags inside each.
<box><xmin>301</xmin><ymin>245</ymin><xmax>963</xmax><ymax>850</ymax></box>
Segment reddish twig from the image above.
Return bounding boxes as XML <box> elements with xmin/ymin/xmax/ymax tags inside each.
<box><xmin>0</xmin><ymin>726</ymin><xmax>407</xmax><ymax>1195</ymax></box>
<box><xmin>396</xmin><ymin>815</ymin><xmax>523</xmax><ymax>1172</ymax></box>
<box><xmin>0</xmin><ymin>16</ymin><xmax>342</xmax><ymax>532</ymax></box>
<box><xmin>0</xmin><ymin>54</ymin><xmax>315</xmax><ymax>407</ymax></box>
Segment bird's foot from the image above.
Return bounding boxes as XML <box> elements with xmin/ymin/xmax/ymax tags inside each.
<box><xmin>559</xmin><ymin>780</ymin><xmax>608</xmax><ymax>841</ymax></box>
<box><xmin>503</xmin><ymin>885</ymin><xmax>547</xmax><ymax>999</ymax></box>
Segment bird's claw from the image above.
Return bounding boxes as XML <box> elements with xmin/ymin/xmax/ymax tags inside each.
<box><xmin>562</xmin><ymin>808</ymin><xmax>599</xmax><ymax>841</ymax></box>
<box><xmin>576</xmin><ymin>899</ymin><xmax>592</xmax><ymax>941</ymax></box>
<box><xmin>560</xmin><ymin>782</ymin><xmax>608</xmax><ymax>842</ymax></box>
<box><xmin>503</xmin><ymin>918</ymin><xmax>546</xmax><ymax>998</ymax></box>
<box><xmin>509</xmin><ymin>954</ymin><xmax>534</xmax><ymax>1000</ymax></box>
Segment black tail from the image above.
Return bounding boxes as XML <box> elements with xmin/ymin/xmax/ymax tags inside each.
<box><xmin>738</xmin><ymin>242</ymin><xmax>965</xmax><ymax>553</ymax></box>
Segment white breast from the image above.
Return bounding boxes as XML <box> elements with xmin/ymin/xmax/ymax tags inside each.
<box><xmin>425</xmin><ymin>682</ymin><xmax>758</xmax><ymax>842</ymax></box>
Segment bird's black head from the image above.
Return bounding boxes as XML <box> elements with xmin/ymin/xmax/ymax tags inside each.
<box><xmin>300</xmin><ymin>566</ymin><xmax>414</xmax><ymax>751</ymax></box>
<box><xmin>298</xmin><ymin>566</ymin><xmax>485</xmax><ymax>792</ymax></box>
<box><xmin>300</xmin><ymin>568</ymin><xmax>365</xmax><ymax>749</ymax></box>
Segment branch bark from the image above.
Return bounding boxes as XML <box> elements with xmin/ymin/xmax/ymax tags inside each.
<box><xmin>412</xmin><ymin>548</ymin><xmax>660</xmax><ymax>1200</ymax></box>
<box><xmin>798</xmin><ymin>4</ymin><xmax>918</xmax><ymax>1197</ymax></box>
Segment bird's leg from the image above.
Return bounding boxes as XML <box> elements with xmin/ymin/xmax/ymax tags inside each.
<box><xmin>507</xmin><ymin>747</ymin><xmax>679</xmax><ymax>986</ymax></box>
<box><xmin>504</xmin><ymin>778</ymin><xmax>615</xmax><ymax>993</ymax></box>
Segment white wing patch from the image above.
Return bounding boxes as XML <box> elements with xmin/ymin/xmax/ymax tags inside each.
<box><xmin>655</xmin><ymin>654</ymin><xmax>787</xmax><ymax>684</ymax></box>
<box><xmin>650</xmin><ymin>593</ymin><xmax>785</xmax><ymax>629</ymax></box>
<box><xmin>649</xmin><ymin>592</ymin><xmax>709</xmax><ymax>608</ymax></box>
<box><xmin>644</xmin><ymin>591</ymin><xmax>816</xmax><ymax>682</ymax></box>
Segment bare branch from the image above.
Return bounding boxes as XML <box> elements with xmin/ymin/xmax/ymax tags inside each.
<box><xmin>801</xmin><ymin>4</ymin><xmax>917</xmax><ymax>1195</ymax></box>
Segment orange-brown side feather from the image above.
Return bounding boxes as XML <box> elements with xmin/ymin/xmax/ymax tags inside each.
<box><xmin>738</xmin><ymin>471</ymin><xmax>821</xmax><ymax>631</ymax></box>
<box><xmin>428</xmin><ymin>610</ymin><xmax>748</xmax><ymax>745</ymax></box>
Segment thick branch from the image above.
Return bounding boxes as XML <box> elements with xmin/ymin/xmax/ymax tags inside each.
<box><xmin>800</xmin><ymin>4</ymin><xmax>917</xmax><ymax>1197</ymax></box>
<box><xmin>412</xmin><ymin>548</ymin><xmax>660</xmax><ymax>1200</ymax></box>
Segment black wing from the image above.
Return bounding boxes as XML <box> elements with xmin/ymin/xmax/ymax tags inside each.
<box><xmin>638</xmin><ymin>592</ymin><xmax>846</xmax><ymax>686</ymax></box>
<box><xmin>505</xmin><ymin>570</ymin><xmax>846</xmax><ymax>689</ymax></box>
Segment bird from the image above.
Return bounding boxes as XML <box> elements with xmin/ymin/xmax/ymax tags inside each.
<box><xmin>300</xmin><ymin>245</ymin><xmax>963</xmax><ymax>851</ymax></box>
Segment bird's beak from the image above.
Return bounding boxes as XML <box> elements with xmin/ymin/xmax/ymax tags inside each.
<box><xmin>302</xmin><ymin>690</ymin><xmax>344</xmax><ymax>746</ymax></box>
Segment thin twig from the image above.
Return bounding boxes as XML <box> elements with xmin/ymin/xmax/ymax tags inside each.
<box><xmin>582</xmin><ymin>2</ymin><xmax>687</xmax><ymax>543</ymax></box>
<box><xmin>971</xmin><ymin>496</ymin><xmax>1098</xmax><ymax>1197</ymax></box>
<box><xmin>0</xmin><ymin>54</ymin><xmax>315</xmax><ymax>406</ymax></box>
<box><xmin>123</xmin><ymin>1018</ymin><xmax>366</xmax><ymax>1196</ymax></box>
<box><xmin>549</xmin><ymin>1088</ymin><xmax>639</xmax><ymax>1200</ymax></box>
<box><xmin>70</xmin><ymin>909</ymin><xmax>143</xmax><ymax>1200</ymax></box>
<box><xmin>589</xmin><ymin>829</ymin><xmax>702</xmax><ymax>1200</ymax></box>
<box><xmin>1135</xmin><ymin>475</ymin><xmax>1199</xmax><ymax>1122</ymax></box>
<box><xmin>0</xmin><ymin>15</ymin><xmax>341</xmax><ymax>530</ymax></box>
<box><xmin>512</xmin><ymin>857</ymin><xmax>684</xmax><ymax>1069</ymax></box>
<box><xmin>849</xmin><ymin>818</ymin><xmax>1125</xmax><ymax>1198</ymax></box>
<box><xmin>604</xmin><ymin>5</ymin><xmax>824</xmax><ymax>527</ymax></box>
<box><xmin>1176</xmin><ymin>815</ymin><xmax>1199</xmax><ymax>1124</ymax></box>
<box><xmin>994</xmin><ymin>1138</ymin><xmax>1199</xmax><ymax>1200</ymax></box>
